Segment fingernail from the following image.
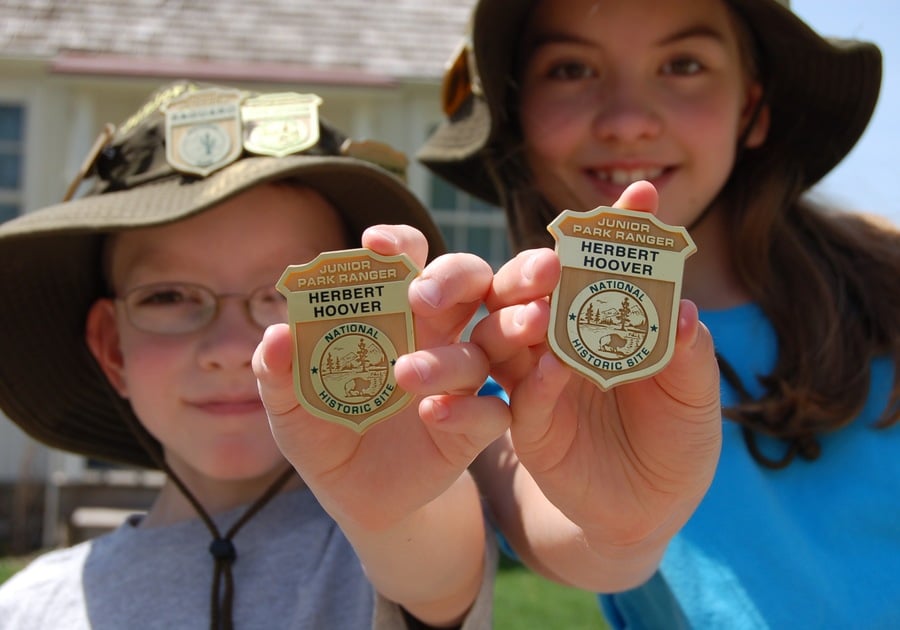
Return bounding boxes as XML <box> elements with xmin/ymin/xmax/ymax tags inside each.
<box><xmin>424</xmin><ymin>398</ymin><xmax>449</xmax><ymax>422</ymax></box>
<box><xmin>409</xmin><ymin>356</ymin><xmax>432</xmax><ymax>384</ymax></box>
<box><xmin>522</xmin><ymin>252</ymin><xmax>539</xmax><ymax>281</ymax></box>
<box><xmin>415</xmin><ymin>278</ymin><xmax>442</xmax><ymax>309</ymax></box>
<box><xmin>514</xmin><ymin>303</ymin><xmax>529</xmax><ymax>326</ymax></box>
<box><xmin>367</xmin><ymin>226</ymin><xmax>398</xmax><ymax>246</ymax></box>
<box><xmin>536</xmin><ymin>351</ymin><xmax>551</xmax><ymax>382</ymax></box>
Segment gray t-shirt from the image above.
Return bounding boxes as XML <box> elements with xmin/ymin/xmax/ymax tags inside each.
<box><xmin>0</xmin><ymin>487</ymin><xmax>495</xmax><ymax>629</ymax></box>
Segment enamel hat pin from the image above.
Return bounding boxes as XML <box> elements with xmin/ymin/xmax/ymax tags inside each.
<box><xmin>163</xmin><ymin>88</ymin><xmax>243</xmax><ymax>176</ymax></box>
<box><xmin>278</xmin><ymin>248</ymin><xmax>418</xmax><ymax>432</ymax></box>
<box><xmin>547</xmin><ymin>207</ymin><xmax>696</xmax><ymax>390</ymax></box>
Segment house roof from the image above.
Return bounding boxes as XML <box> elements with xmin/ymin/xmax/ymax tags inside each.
<box><xmin>0</xmin><ymin>1</ymin><xmax>477</xmax><ymax>84</ymax></box>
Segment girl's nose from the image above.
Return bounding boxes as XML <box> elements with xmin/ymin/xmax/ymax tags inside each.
<box><xmin>591</xmin><ymin>81</ymin><xmax>663</xmax><ymax>143</ymax></box>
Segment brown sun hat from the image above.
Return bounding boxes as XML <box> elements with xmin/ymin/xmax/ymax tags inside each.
<box><xmin>418</xmin><ymin>0</ymin><xmax>882</xmax><ymax>206</ymax></box>
<box><xmin>0</xmin><ymin>80</ymin><xmax>446</xmax><ymax>469</ymax></box>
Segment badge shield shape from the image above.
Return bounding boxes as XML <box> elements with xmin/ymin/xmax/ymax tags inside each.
<box><xmin>278</xmin><ymin>249</ymin><xmax>418</xmax><ymax>432</ymax></box>
<box><xmin>163</xmin><ymin>88</ymin><xmax>243</xmax><ymax>176</ymax></box>
<box><xmin>242</xmin><ymin>93</ymin><xmax>323</xmax><ymax>157</ymax></box>
<box><xmin>547</xmin><ymin>207</ymin><xmax>696</xmax><ymax>390</ymax></box>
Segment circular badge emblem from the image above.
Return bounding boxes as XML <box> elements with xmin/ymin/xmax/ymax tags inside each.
<box><xmin>179</xmin><ymin>123</ymin><xmax>232</xmax><ymax>168</ymax></box>
<box><xmin>566</xmin><ymin>279</ymin><xmax>659</xmax><ymax>372</ymax></box>
<box><xmin>310</xmin><ymin>323</ymin><xmax>398</xmax><ymax>415</ymax></box>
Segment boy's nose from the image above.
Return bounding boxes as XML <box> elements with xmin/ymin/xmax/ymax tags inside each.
<box><xmin>196</xmin><ymin>300</ymin><xmax>262</xmax><ymax>370</ymax></box>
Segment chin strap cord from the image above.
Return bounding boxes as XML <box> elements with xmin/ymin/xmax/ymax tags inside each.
<box><xmin>101</xmin><ymin>379</ymin><xmax>296</xmax><ymax>629</ymax></box>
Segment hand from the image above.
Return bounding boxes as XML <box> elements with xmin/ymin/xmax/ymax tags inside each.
<box><xmin>469</xmin><ymin>182</ymin><xmax>722</xmax><ymax>584</ymax></box>
<box><xmin>253</xmin><ymin>224</ymin><xmax>510</xmax><ymax>531</ymax></box>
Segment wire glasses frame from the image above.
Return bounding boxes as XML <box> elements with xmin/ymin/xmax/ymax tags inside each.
<box><xmin>115</xmin><ymin>282</ymin><xmax>287</xmax><ymax>335</ymax></box>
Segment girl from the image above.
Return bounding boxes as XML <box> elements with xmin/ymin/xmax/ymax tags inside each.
<box><xmin>420</xmin><ymin>0</ymin><xmax>900</xmax><ymax>627</ymax></box>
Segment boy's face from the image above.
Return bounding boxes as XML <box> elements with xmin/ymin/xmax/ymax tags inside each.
<box><xmin>87</xmin><ymin>183</ymin><xmax>349</xmax><ymax>491</ymax></box>
<box><xmin>517</xmin><ymin>0</ymin><xmax>768</xmax><ymax>227</ymax></box>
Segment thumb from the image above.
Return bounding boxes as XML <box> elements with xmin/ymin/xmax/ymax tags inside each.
<box><xmin>252</xmin><ymin>323</ymin><xmax>301</xmax><ymax>417</ymax></box>
<box><xmin>657</xmin><ymin>300</ymin><xmax>721</xmax><ymax>411</ymax></box>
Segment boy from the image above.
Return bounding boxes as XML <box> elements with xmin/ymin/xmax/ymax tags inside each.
<box><xmin>0</xmin><ymin>81</ymin><xmax>501</xmax><ymax>629</ymax></box>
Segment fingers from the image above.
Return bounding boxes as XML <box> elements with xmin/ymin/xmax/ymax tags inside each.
<box><xmin>506</xmin><ymin>351</ymin><xmax>574</xmax><ymax>450</ymax></box>
<box><xmin>410</xmin><ymin>252</ymin><xmax>493</xmax><ymax>315</ymax></box>
<box><xmin>470</xmin><ymin>300</ymin><xmax>549</xmax><ymax>364</ymax></box>
<box><xmin>655</xmin><ymin>299</ymin><xmax>721</xmax><ymax>412</ymax></box>
<box><xmin>468</xmin><ymin>300</ymin><xmax>550</xmax><ymax>391</ymax></box>
<box><xmin>419</xmin><ymin>394</ymin><xmax>510</xmax><ymax>444</ymax></box>
<box><xmin>485</xmin><ymin>248</ymin><xmax>560</xmax><ymax>313</ymax></box>
<box><xmin>362</xmin><ymin>224</ymin><xmax>430</xmax><ymax>269</ymax></box>
<box><xmin>394</xmin><ymin>343</ymin><xmax>489</xmax><ymax>396</ymax></box>
<box><xmin>409</xmin><ymin>252</ymin><xmax>494</xmax><ymax>346</ymax></box>
<box><xmin>612</xmin><ymin>181</ymin><xmax>659</xmax><ymax>214</ymax></box>
<box><xmin>252</xmin><ymin>323</ymin><xmax>300</xmax><ymax>417</ymax></box>
<box><xmin>469</xmin><ymin>249</ymin><xmax>559</xmax><ymax>390</ymax></box>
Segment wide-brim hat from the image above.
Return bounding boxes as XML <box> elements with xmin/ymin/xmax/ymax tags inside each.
<box><xmin>418</xmin><ymin>0</ymin><xmax>882</xmax><ymax>206</ymax></box>
<box><xmin>0</xmin><ymin>81</ymin><xmax>446</xmax><ymax>469</ymax></box>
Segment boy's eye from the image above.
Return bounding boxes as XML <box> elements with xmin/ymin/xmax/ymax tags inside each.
<box><xmin>134</xmin><ymin>284</ymin><xmax>206</xmax><ymax>307</ymax></box>
<box><xmin>252</xmin><ymin>286</ymin><xmax>283</xmax><ymax>305</ymax></box>
<box><xmin>547</xmin><ymin>61</ymin><xmax>595</xmax><ymax>81</ymax></box>
<box><xmin>661</xmin><ymin>57</ymin><xmax>704</xmax><ymax>76</ymax></box>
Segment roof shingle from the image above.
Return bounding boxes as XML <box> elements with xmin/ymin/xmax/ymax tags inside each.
<box><xmin>0</xmin><ymin>0</ymin><xmax>478</xmax><ymax>81</ymax></box>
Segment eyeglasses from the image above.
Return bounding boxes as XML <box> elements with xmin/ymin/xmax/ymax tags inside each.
<box><xmin>116</xmin><ymin>282</ymin><xmax>287</xmax><ymax>335</ymax></box>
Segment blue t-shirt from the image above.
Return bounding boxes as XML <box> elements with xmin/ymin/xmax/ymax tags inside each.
<box><xmin>601</xmin><ymin>303</ymin><xmax>899</xmax><ymax>630</ymax></box>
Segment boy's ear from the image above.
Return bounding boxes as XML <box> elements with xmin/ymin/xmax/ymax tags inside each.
<box><xmin>742</xmin><ymin>81</ymin><xmax>770</xmax><ymax>149</ymax></box>
<box><xmin>85</xmin><ymin>299</ymin><xmax>129</xmax><ymax>398</ymax></box>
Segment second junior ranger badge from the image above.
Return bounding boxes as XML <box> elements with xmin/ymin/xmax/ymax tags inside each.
<box><xmin>163</xmin><ymin>88</ymin><xmax>243</xmax><ymax>176</ymax></box>
<box><xmin>547</xmin><ymin>207</ymin><xmax>696</xmax><ymax>390</ymax></box>
<box><xmin>242</xmin><ymin>93</ymin><xmax>323</xmax><ymax>157</ymax></box>
<box><xmin>278</xmin><ymin>248</ymin><xmax>418</xmax><ymax>432</ymax></box>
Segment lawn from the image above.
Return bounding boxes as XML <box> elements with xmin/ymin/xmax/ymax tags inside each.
<box><xmin>0</xmin><ymin>555</ymin><xmax>29</xmax><ymax>585</ymax></box>
<box><xmin>1</xmin><ymin>552</ymin><xmax>609</xmax><ymax>628</ymax></box>
<box><xmin>494</xmin><ymin>555</ymin><xmax>609</xmax><ymax>628</ymax></box>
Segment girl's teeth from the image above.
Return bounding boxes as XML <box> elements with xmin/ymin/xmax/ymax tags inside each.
<box><xmin>597</xmin><ymin>167</ymin><xmax>663</xmax><ymax>184</ymax></box>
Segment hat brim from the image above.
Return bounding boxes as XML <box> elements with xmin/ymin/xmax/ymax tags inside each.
<box><xmin>0</xmin><ymin>155</ymin><xmax>446</xmax><ymax>468</ymax></box>
<box><xmin>417</xmin><ymin>96</ymin><xmax>499</xmax><ymax>206</ymax></box>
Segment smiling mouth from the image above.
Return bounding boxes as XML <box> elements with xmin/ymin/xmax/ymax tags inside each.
<box><xmin>589</xmin><ymin>166</ymin><xmax>666</xmax><ymax>186</ymax></box>
<box><xmin>192</xmin><ymin>399</ymin><xmax>264</xmax><ymax>415</ymax></box>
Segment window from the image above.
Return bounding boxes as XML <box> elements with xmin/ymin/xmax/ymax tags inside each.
<box><xmin>0</xmin><ymin>104</ymin><xmax>25</xmax><ymax>223</ymax></box>
<box><xmin>428</xmin><ymin>174</ymin><xmax>510</xmax><ymax>271</ymax></box>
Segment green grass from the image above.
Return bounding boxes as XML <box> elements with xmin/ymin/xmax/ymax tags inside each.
<box><xmin>0</xmin><ymin>555</ymin><xmax>30</xmax><ymax>585</ymax></box>
<box><xmin>494</xmin><ymin>555</ymin><xmax>609</xmax><ymax>629</ymax></box>
<box><xmin>1</xmin><ymin>552</ymin><xmax>609</xmax><ymax>628</ymax></box>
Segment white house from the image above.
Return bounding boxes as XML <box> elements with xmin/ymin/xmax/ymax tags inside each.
<box><xmin>0</xmin><ymin>0</ymin><xmax>509</xmax><ymax>551</ymax></box>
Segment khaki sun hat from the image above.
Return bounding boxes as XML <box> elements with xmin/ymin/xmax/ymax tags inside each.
<box><xmin>418</xmin><ymin>0</ymin><xmax>882</xmax><ymax>206</ymax></box>
<box><xmin>0</xmin><ymin>81</ymin><xmax>446</xmax><ymax>469</ymax></box>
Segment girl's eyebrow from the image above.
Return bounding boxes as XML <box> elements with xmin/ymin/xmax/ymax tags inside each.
<box><xmin>657</xmin><ymin>24</ymin><xmax>727</xmax><ymax>46</ymax></box>
<box><xmin>527</xmin><ymin>23</ymin><xmax>727</xmax><ymax>52</ymax></box>
<box><xmin>526</xmin><ymin>31</ymin><xmax>595</xmax><ymax>50</ymax></box>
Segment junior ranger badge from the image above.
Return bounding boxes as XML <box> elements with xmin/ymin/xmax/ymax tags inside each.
<box><xmin>242</xmin><ymin>93</ymin><xmax>323</xmax><ymax>157</ymax></box>
<box><xmin>278</xmin><ymin>248</ymin><xmax>418</xmax><ymax>433</ymax></box>
<box><xmin>547</xmin><ymin>207</ymin><xmax>696</xmax><ymax>390</ymax></box>
<box><xmin>163</xmin><ymin>88</ymin><xmax>243</xmax><ymax>176</ymax></box>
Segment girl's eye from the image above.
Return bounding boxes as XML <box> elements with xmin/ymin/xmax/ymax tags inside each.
<box><xmin>547</xmin><ymin>61</ymin><xmax>595</xmax><ymax>81</ymax></box>
<box><xmin>661</xmin><ymin>57</ymin><xmax>704</xmax><ymax>76</ymax></box>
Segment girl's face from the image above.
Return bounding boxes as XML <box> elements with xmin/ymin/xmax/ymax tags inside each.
<box><xmin>518</xmin><ymin>0</ymin><xmax>768</xmax><ymax>227</ymax></box>
<box><xmin>88</xmin><ymin>184</ymin><xmax>349</xmax><ymax>502</ymax></box>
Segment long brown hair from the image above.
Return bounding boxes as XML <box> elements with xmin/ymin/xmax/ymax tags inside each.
<box><xmin>713</xmin><ymin>140</ymin><xmax>900</xmax><ymax>461</ymax></box>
